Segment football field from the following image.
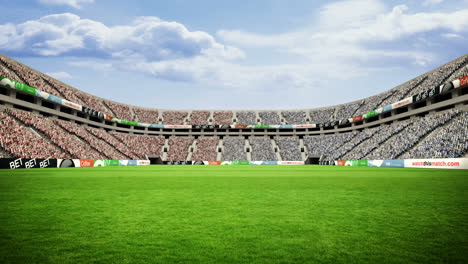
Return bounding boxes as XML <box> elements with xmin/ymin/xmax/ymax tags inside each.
<box><xmin>0</xmin><ymin>166</ymin><xmax>467</xmax><ymax>263</ymax></box>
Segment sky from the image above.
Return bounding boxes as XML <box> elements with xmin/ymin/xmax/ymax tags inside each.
<box><xmin>0</xmin><ymin>0</ymin><xmax>467</xmax><ymax>110</ymax></box>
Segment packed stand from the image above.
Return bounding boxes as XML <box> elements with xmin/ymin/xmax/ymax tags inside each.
<box><xmin>222</xmin><ymin>137</ymin><xmax>247</xmax><ymax>160</ymax></box>
<box><xmin>259</xmin><ymin>111</ymin><xmax>281</xmax><ymax>125</ymax></box>
<box><xmin>407</xmin><ymin>56</ymin><xmax>468</xmax><ymax>97</ymax></box>
<box><xmin>41</xmin><ymin>75</ymin><xmax>86</xmax><ymax>105</ymax></box>
<box><xmin>75</xmin><ymin>92</ymin><xmax>113</xmax><ymax>115</ymax></box>
<box><xmin>377</xmin><ymin>77</ymin><xmax>425</xmax><ymax>108</ymax></box>
<box><xmin>212</xmin><ymin>111</ymin><xmax>233</xmax><ymax>125</ymax></box>
<box><xmin>401</xmin><ymin>111</ymin><xmax>468</xmax><ymax>159</ymax></box>
<box><xmin>275</xmin><ymin>137</ymin><xmax>302</xmax><ymax>161</ymax></box>
<box><xmin>0</xmin><ymin>110</ymin><xmax>69</xmax><ymax>159</ymax></box>
<box><xmin>0</xmin><ymin>61</ymin><xmax>23</xmax><ymax>83</ymax></box>
<box><xmin>341</xmin><ymin>121</ymin><xmax>410</xmax><ymax>160</ymax></box>
<box><xmin>365</xmin><ymin>110</ymin><xmax>459</xmax><ymax>160</ymax></box>
<box><xmin>329</xmin><ymin>127</ymin><xmax>381</xmax><ymax>160</ymax></box>
<box><xmin>7</xmin><ymin>108</ymin><xmax>106</xmax><ymax>159</ymax></box>
<box><xmin>309</xmin><ymin>108</ymin><xmax>334</xmax><ymax>124</ymax></box>
<box><xmin>111</xmin><ymin>132</ymin><xmax>165</xmax><ymax>157</ymax></box>
<box><xmin>166</xmin><ymin>137</ymin><xmax>194</xmax><ymax>161</ymax></box>
<box><xmin>354</xmin><ymin>92</ymin><xmax>392</xmax><ymax>117</ymax></box>
<box><xmin>133</xmin><ymin>108</ymin><xmax>159</xmax><ymax>124</ymax></box>
<box><xmin>190</xmin><ymin>137</ymin><xmax>218</xmax><ymax>161</ymax></box>
<box><xmin>188</xmin><ymin>111</ymin><xmax>210</xmax><ymax>125</ymax></box>
<box><xmin>0</xmin><ymin>56</ymin><xmax>62</xmax><ymax>98</ymax></box>
<box><xmin>85</xmin><ymin>126</ymin><xmax>139</xmax><ymax>159</ymax></box>
<box><xmin>236</xmin><ymin>111</ymin><xmax>256</xmax><ymax>125</ymax></box>
<box><xmin>281</xmin><ymin>111</ymin><xmax>306</xmax><ymax>125</ymax></box>
<box><xmin>249</xmin><ymin>137</ymin><xmax>277</xmax><ymax>160</ymax></box>
<box><xmin>162</xmin><ymin>111</ymin><xmax>188</xmax><ymax>125</ymax></box>
<box><xmin>56</xmin><ymin>120</ymin><xmax>128</xmax><ymax>160</ymax></box>
<box><xmin>335</xmin><ymin>101</ymin><xmax>363</xmax><ymax>120</ymax></box>
<box><xmin>103</xmin><ymin>100</ymin><xmax>133</xmax><ymax>120</ymax></box>
<box><xmin>449</xmin><ymin>64</ymin><xmax>468</xmax><ymax>80</ymax></box>
<box><xmin>304</xmin><ymin>132</ymin><xmax>357</xmax><ymax>159</ymax></box>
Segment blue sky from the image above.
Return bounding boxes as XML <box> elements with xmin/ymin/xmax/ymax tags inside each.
<box><xmin>0</xmin><ymin>0</ymin><xmax>467</xmax><ymax>110</ymax></box>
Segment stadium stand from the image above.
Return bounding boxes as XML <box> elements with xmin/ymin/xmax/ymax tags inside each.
<box><xmin>330</xmin><ymin>126</ymin><xmax>381</xmax><ymax>160</ymax></box>
<box><xmin>304</xmin><ymin>132</ymin><xmax>357</xmax><ymax>160</ymax></box>
<box><xmin>111</xmin><ymin>132</ymin><xmax>165</xmax><ymax>158</ymax></box>
<box><xmin>166</xmin><ymin>137</ymin><xmax>194</xmax><ymax>161</ymax></box>
<box><xmin>188</xmin><ymin>111</ymin><xmax>210</xmax><ymax>125</ymax></box>
<box><xmin>191</xmin><ymin>137</ymin><xmax>219</xmax><ymax>161</ymax></box>
<box><xmin>259</xmin><ymin>111</ymin><xmax>282</xmax><ymax>125</ymax></box>
<box><xmin>103</xmin><ymin>100</ymin><xmax>133</xmax><ymax>121</ymax></box>
<box><xmin>335</xmin><ymin>102</ymin><xmax>363</xmax><ymax>121</ymax></box>
<box><xmin>85</xmin><ymin>127</ymin><xmax>139</xmax><ymax>160</ymax></box>
<box><xmin>275</xmin><ymin>137</ymin><xmax>302</xmax><ymax>161</ymax></box>
<box><xmin>212</xmin><ymin>111</ymin><xmax>233</xmax><ymax>125</ymax></box>
<box><xmin>281</xmin><ymin>111</ymin><xmax>306</xmax><ymax>125</ymax></box>
<box><xmin>236</xmin><ymin>111</ymin><xmax>256</xmax><ymax>125</ymax></box>
<box><xmin>0</xmin><ymin>110</ymin><xmax>69</xmax><ymax>159</ymax></box>
<box><xmin>133</xmin><ymin>108</ymin><xmax>159</xmax><ymax>124</ymax></box>
<box><xmin>222</xmin><ymin>137</ymin><xmax>247</xmax><ymax>160</ymax></box>
<box><xmin>41</xmin><ymin>75</ymin><xmax>86</xmax><ymax>105</ymax></box>
<box><xmin>309</xmin><ymin>108</ymin><xmax>334</xmax><ymax>124</ymax></box>
<box><xmin>162</xmin><ymin>111</ymin><xmax>189</xmax><ymax>125</ymax></box>
<box><xmin>250</xmin><ymin>137</ymin><xmax>277</xmax><ymax>161</ymax></box>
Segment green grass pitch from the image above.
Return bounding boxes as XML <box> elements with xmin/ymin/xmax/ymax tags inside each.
<box><xmin>0</xmin><ymin>166</ymin><xmax>467</xmax><ymax>264</ymax></box>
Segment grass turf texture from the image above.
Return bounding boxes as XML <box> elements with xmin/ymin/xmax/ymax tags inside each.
<box><xmin>0</xmin><ymin>166</ymin><xmax>467</xmax><ymax>264</ymax></box>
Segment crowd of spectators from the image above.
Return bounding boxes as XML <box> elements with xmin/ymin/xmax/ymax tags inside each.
<box><xmin>275</xmin><ymin>136</ymin><xmax>302</xmax><ymax>161</ymax></box>
<box><xmin>133</xmin><ymin>108</ymin><xmax>159</xmax><ymax>124</ymax></box>
<box><xmin>56</xmin><ymin>120</ymin><xmax>128</xmax><ymax>160</ymax></box>
<box><xmin>162</xmin><ymin>111</ymin><xmax>189</xmax><ymax>125</ymax></box>
<box><xmin>103</xmin><ymin>100</ymin><xmax>133</xmax><ymax>120</ymax></box>
<box><xmin>188</xmin><ymin>111</ymin><xmax>210</xmax><ymax>125</ymax></box>
<box><xmin>449</xmin><ymin>64</ymin><xmax>468</xmax><ymax>81</ymax></box>
<box><xmin>401</xmin><ymin>111</ymin><xmax>468</xmax><ymax>159</ymax></box>
<box><xmin>377</xmin><ymin>77</ymin><xmax>424</xmax><ymax>109</ymax></box>
<box><xmin>335</xmin><ymin>101</ymin><xmax>363</xmax><ymax>121</ymax></box>
<box><xmin>190</xmin><ymin>137</ymin><xmax>218</xmax><ymax>161</ymax></box>
<box><xmin>341</xmin><ymin>121</ymin><xmax>410</xmax><ymax>160</ymax></box>
<box><xmin>329</xmin><ymin>127</ymin><xmax>381</xmax><ymax>160</ymax></box>
<box><xmin>250</xmin><ymin>137</ymin><xmax>277</xmax><ymax>160</ymax></box>
<box><xmin>259</xmin><ymin>111</ymin><xmax>282</xmax><ymax>125</ymax></box>
<box><xmin>236</xmin><ymin>111</ymin><xmax>256</xmax><ymax>125</ymax></box>
<box><xmin>0</xmin><ymin>61</ymin><xmax>22</xmax><ymax>83</ymax></box>
<box><xmin>0</xmin><ymin>110</ymin><xmax>69</xmax><ymax>159</ymax></box>
<box><xmin>0</xmin><ymin>56</ymin><xmax>63</xmax><ymax>98</ymax></box>
<box><xmin>41</xmin><ymin>75</ymin><xmax>86</xmax><ymax>106</ymax></box>
<box><xmin>281</xmin><ymin>111</ymin><xmax>306</xmax><ymax>125</ymax></box>
<box><xmin>7</xmin><ymin>108</ymin><xmax>106</xmax><ymax>159</ymax></box>
<box><xmin>111</xmin><ymin>132</ymin><xmax>165</xmax><ymax>157</ymax></box>
<box><xmin>166</xmin><ymin>137</ymin><xmax>194</xmax><ymax>161</ymax></box>
<box><xmin>85</xmin><ymin>126</ymin><xmax>139</xmax><ymax>159</ymax></box>
<box><xmin>309</xmin><ymin>108</ymin><xmax>334</xmax><ymax>124</ymax></box>
<box><xmin>222</xmin><ymin>137</ymin><xmax>247</xmax><ymax>160</ymax></box>
<box><xmin>212</xmin><ymin>111</ymin><xmax>233</xmax><ymax>125</ymax></box>
<box><xmin>304</xmin><ymin>132</ymin><xmax>357</xmax><ymax>159</ymax></box>
<box><xmin>354</xmin><ymin>91</ymin><xmax>393</xmax><ymax>117</ymax></box>
<box><xmin>75</xmin><ymin>92</ymin><xmax>113</xmax><ymax>115</ymax></box>
<box><xmin>365</xmin><ymin>110</ymin><xmax>459</xmax><ymax>160</ymax></box>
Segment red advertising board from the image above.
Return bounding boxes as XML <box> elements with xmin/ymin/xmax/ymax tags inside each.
<box><xmin>208</xmin><ymin>161</ymin><xmax>221</xmax><ymax>165</ymax></box>
<box><xmin>352</xmin><ymin>116</ymin><xmax>362</xmax><ymax>122</ymax></box>
<box><xmin>460</xmin><ymin>76</ymin><xmax>468</xmax><ymax>87</ymax></box>
<box><xmin>235</xmin><ymin>125</ymin><xmax>246</xmax><ymax>129</ymax></box>
<box><xmin>80</xmin><ymin>159</ymin><xmax>94</xmax><ymax>167</ymax></box>
<box><xmin>337</xmin><ymin>160</ymin><xmax>345</xmax><ymax>166</ymax></box>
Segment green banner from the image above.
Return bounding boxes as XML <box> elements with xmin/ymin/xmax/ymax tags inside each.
<box><xmin>254</xmin><ymin>125</ymin><xmax>269</xmax><ymax>129</ymax></box>
<box><xmin>121</xmin><ymin>120</ymin><xmax>138</xmax><ymax>126</ymax></box>
<box><xmin>105</xmin><ymin>160</ymin><xmax>119</xmax><ymax>166</ymax></box>
<box><xmin>364</xmin><ymin>110</ymin><xmax>376</xmax><ymax>119</ymax></box>
<box><xmin>351</xmin><ymin>160</ymin><xmax>368</xmax><ymax>166</ymax></box>
<box><xmin>231</xmin><ymin>161</ymin><xmax>249</xmax><ymax>165</ymax></box>
<box><xmin>15</xmin><ymin>82</ymin><xmax>36</xmax><ymax>96</ymax></box>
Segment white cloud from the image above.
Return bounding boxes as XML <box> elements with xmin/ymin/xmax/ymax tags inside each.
<box><xmin>441</xmin><ymin>33</ymin><xmax>462</xmax><ymax>39</ymax></box>
<box><xmin>46</xmin><ymin>71</ymin><xmax>72</xmax><ymax>79</ymax></box>
<box><xmin>422</xmin><ymin>0</ymin><xmax>444</xmax><ymax>6</ymax></box>
<box><xmin>38</xmin><ymin>0</ymin><xmax>94</xmax><ymax>9</ymax></box>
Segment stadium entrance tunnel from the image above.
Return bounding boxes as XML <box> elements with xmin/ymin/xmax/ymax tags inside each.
<box><xmin>306</xmin><ymin>156</ymin><xmax>320</xmax><ymax>165</ymax></box>
<box><xmin>148</xmin><ymin>156</ymin><xmax>163</xmax><ymax>165</ymax></box>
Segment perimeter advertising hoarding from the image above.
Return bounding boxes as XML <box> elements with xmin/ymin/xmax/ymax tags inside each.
<box><xmin>94</xmin><ymin>160</ymin><xmax>119</xmax><ymax>167</ymax></box>
<box><xmin>277</xmin><ymin>161</ymin><xmax>304</xmax><ymax>165</ymax></box>
<box><xmin>249</xmin><ymin>161</ymin><xmax>278</xmax><ymax>165</ymax></box>
<box><xmin>404</xmin><ymin>158</ymin><xmax>468</xmax><ymax>169</ymax></box>
<box><xmin>0</xmin><ymin>158</ymin><xmax>57</xmax><ymax>169</ymax></box>
<box><xmin>368</xmin><ymin>160</ymin><xmax>404</xmax><ymax>168</ymax></box>
<box><xmin>412</xmin><ymin>86</ymin><xmax>439</xmax><ymax>103</ymax></box>
<box><xmin>392</xmin><ymin>97</ymin><xmax>413</xmax><ymax>109</ymax></box>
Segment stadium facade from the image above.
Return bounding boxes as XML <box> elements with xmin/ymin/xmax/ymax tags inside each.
<box><xmin>0</xmin><ymin>53</ymin><xmax>467</xmax><ymax>166</ymax></box>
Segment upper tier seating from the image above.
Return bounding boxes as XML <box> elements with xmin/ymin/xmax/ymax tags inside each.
<box><xmin>191</xmin><ymin>137</ymin><xmax>218</xmax><ymax>161</ymax></box>
<box><xmin>309</xmin><ymin>108</ymin><xmax>334</xmax><ymax>124</ymax></box>
<box><xmin>188</xmin><ymin>111</ymin><xmax>210</xmax><ymax>125</ymax></box>
<box><xmin>335</xmin><ymin>101</ymin><xmax>363</xmax><ymax>120</ymax></box>
<box><xmin>281</xmin><ymin>111</ymin><xmax>306</xmax><ymax>125</ymax></box>
<box><xmin>236</xmin><ymin>111</ymin><xmax>256</xmax><ymax>125</ymax></box>
<box><xmin>212</xmin><ymin>111</ymin><xmax>233</xmax><ymax>125</ymax></box>
<box><xmin>259</xmin><ymin>111</ymin><xmax>281</xmax><ymax>125</ymax></box>
<box><xmin>41</xmin><ymin>75</ymin><xmax>86</xmax><ymax>105</ymax></box>
<box><xmin>162</xmin><ymin>111</ymin><xmax>188</xmax><ymax>125</ymax></box>
<box><xmin>133</xmin><ymin>108</ymin><xmax>159</xmax><ymax>124</ymax></box>
<box><xmin>103</xmin><ymin>100</ymin><xmax>133</xmax><ymax>120</ymax></box>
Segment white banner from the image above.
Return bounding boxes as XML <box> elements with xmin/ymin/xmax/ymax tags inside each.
<box><xmin>404</xmin><ymin>158</ymin><xmax>468</xmax><ymax>170</ymax></box>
